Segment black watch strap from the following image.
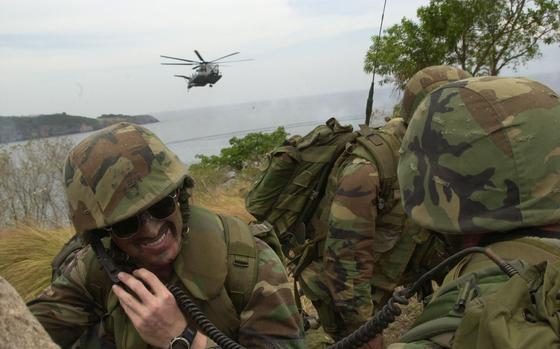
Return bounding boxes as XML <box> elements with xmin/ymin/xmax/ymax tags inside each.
<box><xmin>169</xmin><ymin>327</ymin><xmax>197</xmax><ymax>349</ymax></box>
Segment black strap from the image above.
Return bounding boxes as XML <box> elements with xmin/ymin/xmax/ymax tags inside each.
<box><xmin>90</xmin><ymin>235</ymin><xmax>122</xmax><ymax>284</ymax></box>
<box><xmin>169</xmin><ymin>327</ymin><xmax>197</xmax><ymax>348</ymax></box>
<box><xmin>181</xmin><ymin>327</ymin><xmax>197</xmax><ymax>343</ymax></box>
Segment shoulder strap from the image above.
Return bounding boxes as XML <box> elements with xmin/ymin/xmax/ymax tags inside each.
<box><xmin>219</xmin><ymin>215</ymin><xmax>258</xmax><ymax>314</ymax></box>
<box><xmin>355</xmin><ymin>125</ymin><xmax>400</xmax><ymax>210</ymax></box>
<box><xmin>51</xmin><ymin>233</ymin><xmax>86</xmax><ymax>281</ymax></box>
<box><xmin>356</xmin><ymin>125</ymin><xmax>399</xmax><ymax>182</ymax></box>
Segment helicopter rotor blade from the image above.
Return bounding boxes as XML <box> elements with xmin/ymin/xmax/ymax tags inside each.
<box><xmin>160</xmin><ymin>55</ymin><xmax>200</xmax><ymax>63</ymax></box>
<box><xmin>174</xmin><ymin>75</ymin><xmax>191</xmax><ymax>81</ymax></box>
<box><xmin>194</xmin><ymin>50</ymin><xmax>205</xmax><ymax>62</ymax></box>
<box><xmin>209</xmin><ymin>51</ymin><xmax>240</xmax><ymax>63</ymax></box>
<box><xmin>212</xmin><ymin>58</ymin><xmax>254</xmax><ymax>64</ymax></box>
<box><xmin>161</xmin><ymin>63</ymin><xmax>197</xmax><ymax>65</ymax></box>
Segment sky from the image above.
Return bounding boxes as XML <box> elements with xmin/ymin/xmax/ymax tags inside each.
<box><xmin>1</xmin><ymin>0</ymin><xmax>559</xmax><ymax>117</ymax></box>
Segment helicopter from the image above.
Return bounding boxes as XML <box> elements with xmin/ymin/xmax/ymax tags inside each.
<box><xmin>160</xmin><ymin>50</ymin><xmax>252</xmax><ymax>91</ymax></box>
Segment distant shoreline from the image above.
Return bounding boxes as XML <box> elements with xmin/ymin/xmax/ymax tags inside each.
<box><xmin>0</xmin><ymin>113</ymin><xmax>159</xmax><ymax>144</ymax></box>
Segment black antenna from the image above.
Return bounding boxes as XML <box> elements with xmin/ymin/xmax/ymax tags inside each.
<box><xmin>365</xmin><ymin>0</ymin><xmax>388</xmax><ymax>126</ymax></box>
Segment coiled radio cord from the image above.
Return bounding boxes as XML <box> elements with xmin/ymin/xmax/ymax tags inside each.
<box><xmin>327</xmin><ymin>246</ymin><xmax>519</xmax><ymax>349</ymax></box>
<box><xmin>167</xmin><ymin>284</ymin><xmax>246</xmax><ymax>349</ymax></box>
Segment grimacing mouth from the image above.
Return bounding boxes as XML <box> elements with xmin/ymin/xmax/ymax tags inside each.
<box><xmin>137</xmin><ymin>221</ymin><xmax>177</xmax><ymax>247</ymax></box>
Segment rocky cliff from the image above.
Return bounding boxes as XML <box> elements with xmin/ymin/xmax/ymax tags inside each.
<box><xmin>0</xmin><ymin>277</ymin><xmax>60</xmax><ymax>348</ymax></box>
<box><xmin>0</xmin><ymin>113</ymin><xmax>159</xmax><ymax>144</ymax></box>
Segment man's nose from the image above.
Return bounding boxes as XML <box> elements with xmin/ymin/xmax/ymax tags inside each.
<box><xmin>137</xmin><ymin>212</ymin><xmax>162</xmax><ymax>233</ymax></box>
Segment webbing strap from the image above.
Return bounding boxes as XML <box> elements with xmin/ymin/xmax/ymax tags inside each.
<box><xmin>354</xmin><ymin>128</ymin><xmax>400</xmax><ymax>212</ymax></box>
<box><xmin>219</xmin><ymin>215</ymin><xmax>258</xmax><ymax>314</ymax></box>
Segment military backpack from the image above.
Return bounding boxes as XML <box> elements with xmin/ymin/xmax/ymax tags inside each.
<box><xmin>245</xmin><ymin>117</ymin><xmax>410</xmax><ymax>262</ymax></box>
<box><xmin>245</xmin><ymin>117</ymin><xmax>357</xmax><ymax>256</ymax></box>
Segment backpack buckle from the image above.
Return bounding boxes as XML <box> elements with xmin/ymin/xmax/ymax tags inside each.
<box><xmin>310</xmin><ymin>190</ymin><xmax>319</xmax><ymax>200</ymax></box>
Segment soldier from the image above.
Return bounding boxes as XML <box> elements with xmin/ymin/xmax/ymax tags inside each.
<box><xmin>390</xmin><ymin>76</ymin><xmax>560</xmax><ymax>348</ymax></box>
<box><xmin>28</xmin><ymin>122</ymin><xmax>305</xmax><ymax>349</ymax></box>
<box><xmin>294</xmin><ymin>65</ymin><xmax>471</xmax><ymax>346</ymax></box>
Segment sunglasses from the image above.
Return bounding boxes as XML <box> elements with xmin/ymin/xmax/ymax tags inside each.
<box><xmin>106</xmin><ymin>192</ymin><xmax>178</xmax><ymax>239</ymax></box>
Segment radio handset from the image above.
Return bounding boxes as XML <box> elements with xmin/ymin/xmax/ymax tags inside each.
<box><xmin>90</xmin><ymin>234</ymin><xmax>141</xmax><ymax>300</ymax></box>
<box><xmin>90</xmin><ymin>235</ymin><xmax>126</xmax><ymax>284</ymax></box>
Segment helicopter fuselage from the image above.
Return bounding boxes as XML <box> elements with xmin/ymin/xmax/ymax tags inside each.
<box><xmin>189</xmin><ymin>64</ymin><xmax>222</xmax><ymax>88</ymax></box>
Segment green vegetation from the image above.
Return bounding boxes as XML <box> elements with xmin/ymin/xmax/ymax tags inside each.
<box><xmin>189</xmin><ymin>127</ymin><xmax>288</xmax><ymax>209</ymax></box>
<box><xmin>192</xmin><ymin>127</ymin><xmax>288</xmax><ymax>171</ymax></box>
<box><xmin>365</xmin><ymin>0</ymin><xmax>560</xmax><ymax>89</ymax></box>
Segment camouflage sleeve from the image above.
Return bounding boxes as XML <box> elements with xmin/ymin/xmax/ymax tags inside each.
<box><xmin>238</xmin><ymin>238</ymin><xmax>305</xmax><ymax>349</ymax></box>
<box><xmin>322</xmin><ymin>157</ymin><xmax>379</xmax><ymax>334</ymax></box>
<box><xmin>28</xmin><ymin>246</ymin><xmax>107</xmax><ymax>347</ymax></box>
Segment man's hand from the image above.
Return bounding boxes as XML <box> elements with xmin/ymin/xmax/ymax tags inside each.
<box><xmin>112</xmin><ymin>268</ymin><xmax>187</xmax><ymax>348</ymax></box>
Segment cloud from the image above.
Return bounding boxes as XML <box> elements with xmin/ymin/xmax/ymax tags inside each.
<box><xmin>1</xmin><ymin>0</ymin><xmax>557</xmax><ymax>117</ymax></box>
<box><xmin>0</xmin><ymin>0</ymin><xmax>427</xmax><ymax>51</ymax></box>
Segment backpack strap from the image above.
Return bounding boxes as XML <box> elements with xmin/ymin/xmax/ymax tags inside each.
<box><xmin>218</xmin><ymin>214</ymin><xmax>258</xmax><ymax>314</ymax></box>
<box><xmin>355</xmin><ymin>125</ymin><xmax>400</xmax><ymax>211</ymax></box>
<box><xmin>51</xmin><ymin>233</ymin><xmax>87</xmax><ymax>281</ymax></box>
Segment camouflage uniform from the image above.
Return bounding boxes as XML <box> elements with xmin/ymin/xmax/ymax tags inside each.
<box><xmin>298</xmin><ymin>118</ymin><xmax>416</xmax><ymax>340</ymax></box>
<box><xmin>390</xmin><ymin>76</ymin><xmax>560</xmax><ymax>348</ymax></box>
<box><xmin>297</xmin><ymin>66</ymin><xmax>471</xmax><ymax>341</ymax></box>
<box><xmin>28</xmin><ymin>123</ymin><xmax>305</xmax><ymax>349</ymax></box>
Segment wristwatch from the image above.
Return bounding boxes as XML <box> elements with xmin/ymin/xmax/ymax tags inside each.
<box><xmin>169</xmin><ymin>327</ymin><xmax>197</xmax><ymax>349</ymax></box>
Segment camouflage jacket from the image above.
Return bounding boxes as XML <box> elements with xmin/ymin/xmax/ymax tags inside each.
<box><xmin>29</xmin><ymin>206</ymin><xmax>305</xmax><ymax>349</ymax></box>
<box><xmin>299</xmin><ymin>119</ymin><xmax>433</xmax><ymax>338</ymax></box>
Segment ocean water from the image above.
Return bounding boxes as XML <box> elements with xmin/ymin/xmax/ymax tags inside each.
<box><xmin>3</xmin><ymin>89</ymin><xmax>400</xmax><ymax>164</ymax></box>
<box><xmin>148</xmin><ymin>89</ymin><xmax>397</xmax><ymax>164</ymax></box>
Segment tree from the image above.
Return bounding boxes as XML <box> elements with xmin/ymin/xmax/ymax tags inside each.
<box><xmin>0</xmin><ymin>137</ymin><xmax>74</xmax><ymax>228</ymax></box>
<box><xmin>364</xmin><ymin>0</ymin><xmax>560</xmax><ymax>90</ymax></box>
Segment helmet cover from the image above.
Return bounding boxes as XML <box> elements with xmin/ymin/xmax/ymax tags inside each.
<box><xmin>63</xmin><ymin>122</ymin><xmax>188</xmax><ymax>233</ymax></box>
<box><xmin>398</xmin><ymin>76</ymin><xmax>560</xmax><ymax>234</ymax></box>
<box><xmin>401</xmin><ymin>65</ymin><xmax>472</xmax><ymax>123</ymax></box>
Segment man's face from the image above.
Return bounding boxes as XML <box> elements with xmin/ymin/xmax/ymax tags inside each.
<box><xmin>110</xmin><ymin>197</ymin><xmax>183</xmax><ymax>273</ymax></box>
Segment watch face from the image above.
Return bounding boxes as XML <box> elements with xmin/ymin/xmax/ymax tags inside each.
<box><xmin>170</xmin><ymin>328</ymin><xmax>196</xmax><ymax>349</ymax></box>
<box><xmin>170</xmin><ymin>336</ymin><xmax>190</xmax><ymax>349</ymax></box>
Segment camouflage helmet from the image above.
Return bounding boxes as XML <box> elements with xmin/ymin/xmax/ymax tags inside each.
<box><xmin>63</xmin><ymin>122</ymin><xmax>188</xmax><ymax>234</ymax></box>
<box><xmin>401</xmin><ymin>65</ymin><xmax>472</xmax><ymax>124</ymax></box>
<box><xmin>398</xmin><ymin>76</ymin><xmax>560</xmax><ymax>235</ymax></box>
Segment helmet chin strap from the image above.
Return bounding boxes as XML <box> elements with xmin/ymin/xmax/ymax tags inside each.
<box><xmin>179</xmin><ymin>176</ymin><xmax>195</xmax><ymax>234</ymax></box>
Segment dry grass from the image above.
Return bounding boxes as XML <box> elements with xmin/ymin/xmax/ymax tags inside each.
<box><xmin>0</xmin><ymin>225</ymin><xmax>74</xmax><ymax>301</ymax></box>
<box><xmin>192</xmin><ymin>177</ymin><xmax>255</xmax><ymax>223</ymax></box>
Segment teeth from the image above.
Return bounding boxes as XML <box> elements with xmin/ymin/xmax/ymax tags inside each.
<box><xmin>143</xmin><ymin>229</ymin><xmax>167</xmax><ymax>247</ymax></box>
